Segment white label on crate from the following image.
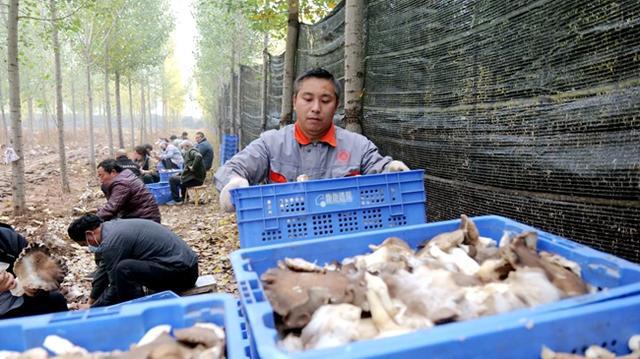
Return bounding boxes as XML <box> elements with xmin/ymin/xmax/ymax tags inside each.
<box><xmin>315</xmin><ymin>191</ymin><xmax>353</xmax><ymax>207</ymax></box>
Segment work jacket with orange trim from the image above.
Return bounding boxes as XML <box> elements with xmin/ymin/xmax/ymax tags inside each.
<box><xmin>214</xmin><ymin>123</ymin><xmax>394</xmax><ymax>191</ymax></box>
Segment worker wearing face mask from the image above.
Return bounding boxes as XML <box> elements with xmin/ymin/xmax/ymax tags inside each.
<box><xmin>67</xmin><ymin>215</ymin><xmax>198</xmax><ymax>307</ymax></box>
<box><xmin>215</xmin><ymin>68</ymin><xmax>410</xmax><ymax>212</ymax></box>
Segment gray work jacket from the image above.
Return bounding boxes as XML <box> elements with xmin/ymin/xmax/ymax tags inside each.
<box><xmin>214</xmin><ymin>124</ymin><xmax>393</xmax><ymax>190</ymax></box>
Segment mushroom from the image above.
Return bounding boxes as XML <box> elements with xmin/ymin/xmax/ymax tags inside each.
<box><xmin>278</xmin><ymin>257</ymin><xmax>324</xmax><ymax>273</ymax></box>
<box><xmin>504</xmin><ymin>232</ymin><xmax>587</xmax><ymax>297</ymax></box>
<box><xmin>174</xmin><ymin>325</ymin><xmax>223</xmax><ymax>348</ymax></box>
<box><xmin>11</xmin><ymin>243</ymin><xmax>66</xmax><ymax>296</ymax></box>
<box><xmin>300</xmin><ymin>304</ymin><xmax>362</xmax><ymax>350</ymax></box>
<box><xmin>261</xmin><ymin>268</ymin><xmax>364</xmax><ymax>329</ymax></box>
<box><xmin>350</xmin><ymin>237</ymin><xmax>414</xmax><ymax>274</ymax></box>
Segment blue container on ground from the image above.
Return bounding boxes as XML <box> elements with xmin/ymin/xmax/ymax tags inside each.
<box><xmin>231</xmin><ymin>170</ymin><xmax>426</xmax><ymax>248</ymax></box>
<box><xmin>0</xmin><ymin>293</ymin><xmax>250</xmax><ymax>359</ymax></box>
<box><xmin>106</xmin><ymin>290</ymin><xmax>179</xmax><ymax>309</ymax></box>
<box><xmin>146</xmin><ymin>182</ymin><xmax>172</xmax><ymax>204</ymax></box>
<box><xmin>158</xmin><ymin>169</ymin><xmax>182</xmax><ymax>183</ymax></box>
<box><xmin>230</xmin><ymin>215</ymin><xmax>640</xmax><ymax>358</ymax></box>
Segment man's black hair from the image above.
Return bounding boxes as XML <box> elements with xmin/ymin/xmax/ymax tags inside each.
<box><xmin>169</xmin><ymin>135</ymin><xmax>178</xmax><ymax>140</ymax></box>
<box><xmin>134</xmin><ymin>145</ymin><xmax>147</xmax><ymax>156</ymax></box>
<box><xmin>97</xmin><ymin>159</ymin><xmax>123</xmax><ymax>173</ymax></box>
<box><xmin>181</xmin><ymin>131</ymin><xmax>188</xmax><ymax>137</ymax></box>
<box><xmin>67</xmin><ymin>214</ymin><xmax>103</xmax><ymax>243</ymax></box>
<box><xmin>293</xmin><ymin>68</ymin><xmax>341</xmax><ymax>103</ymax></box>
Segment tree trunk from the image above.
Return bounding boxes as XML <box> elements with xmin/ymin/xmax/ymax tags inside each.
<box><xmin>71</xmin><ymin>76</ymin><xmax>77</xmax><ymax>137</ymax></box>
<box><xmin>128</xmin><ymin>76</ymin><xmax>134</xmax><ymax>148</ymax></box>
<box><xmin>7</xmin><ymin>0</ymin><xmax>26</xmax><ymax>215</ymax></box>
<box><xmin>50</xmin><ymin>0</ymin><xmax>70</xmax><ymax>193</ymax></box>
<box><xmin>260</xmin><ymin>33</ymin><xmax>270</xmax><ymax>132</ymax></box>
<box><xmin>139</xmin><ymin>79</ymin><xmax>146</xmax><ymax>143</ymax></box>
<box><xmin>161</xmin><ymin>75</ymin><xmax>166</xmax><ymax>130</ymax></box>
<box><xmin>115</xmin><ymin>71</ymin><xmax>124</xmax><ymax>149</ymax></box>
<box><xmin>0</xmin><ymin>75</ymin><xmax>8</xmax><ymax>143</ymax></box>
<box><xmin>104</xmin><ymin>47</ymin><xmax>114</xmax><ymax>155</ymax></box>
<box><xmin>236</xmin><ymin>70</ymin><xmax>242</xmax><ymax>145</ymax></box>
<box><xmin>344</xmin><ymin>0</ymin><xmax>364</xmax><ymax>134</ymax></box>
<box><xmin>85</xmin><ymin>58</ymin><xmax>96</xmax><ymax>175</ymax></box>
<box><xmin>229</xmin><ymin>46</ymin><xmax>236</xmax><ymax>136</ymax></box>
<box><xmin>28</xmin><ymin>97</ymin><xmax>34</xmax><ymax>134</ymax></box>
<box><xmin>147</xmin><ymin>79</ymin><xmax>152</xmax><ymax>135</ymax></box>
<box><xmin>42</xmin><ymin>94</ymin><xmax>49</xmax><ymax>137</ymax></box>
<box><xmin>280</xmin><ymin>0</ymin><xmax>299</xmax><ymax>128</ymax></box>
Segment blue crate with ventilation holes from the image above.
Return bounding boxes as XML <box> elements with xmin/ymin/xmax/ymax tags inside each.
<box><xmin>230</xmin><ymin>215</ymin><xmax>640</xmax><ymax>358</ymax></box>
<box><xmin>220</xmin><ymin>134</ymin><xmax>239</xmax><ymax>165</ymax></box>
<box><xmin>231</xmin><ymin>170</ymin><xmax>426</xmax><ymax>248</ymax></box>
<box><xmin>158</xmin><ymin>169</ymin><xmax>182</xmax><ymax>183</ymax></box>
<box><xmin>146</xmin><ymin>182</ymin><xmax>172</xmax><ymax>204</ymax></box>
<box><xmin>0</xmin><ymin>293</ymin><xmax>251</xmax><ymax>359</ymax></box>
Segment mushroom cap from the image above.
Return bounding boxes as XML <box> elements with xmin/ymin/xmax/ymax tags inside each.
<box><xmin>174</xmin><ymin>326</ymin><xmax>223</xmax><ymax>348</ymax></box>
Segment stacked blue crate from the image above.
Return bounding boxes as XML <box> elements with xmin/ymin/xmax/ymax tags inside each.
<box><xmin>220</xmin><ymin>134</ymin><xmax>239</xmax><ymax>165</ymax></box>
<box><xmin>231</xmin><ymin>170</ymin><xmax>427</xmax><ymax>248</ymax></box>
<box><xmin>230</xmin><ymin>215</ymin><xmax>640</xmax><ymax>358</ymax></box>
<box><xmin>0</xmin><ymin>293</ymin><xmax>251</xmax><ymax>359</ymax></box>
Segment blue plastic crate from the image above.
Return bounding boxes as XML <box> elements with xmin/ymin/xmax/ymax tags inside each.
<box><xmin>145</xmin><ymin>182</ymin><xmax>172</xmax><ymax>204</ymax></box>
<box><xmin>231</xmin><ymin>170</ymin><xmax>426</xmax><ymax>248</ymax></box>
<box><xmin>220</xmin><ymin>134</ymin><xmax>239</xmax><ymax>166</ymax></box>
<box><xmin>158</xmin><ymin>169</ymin><xmax>182</xmax><ymax>183</ymax></box>
<box><xmin>106</xmin><ymin>290</ymin><xmax>179</xmax><ymax>309</ymax></box>
<box><xmin>0</xmin><ymin>294</ymin><xmax>250</xmax><ymax>359</ymax></box>
<box><xmin>230</xmin><ymin>215</ymin><xmax>640</xmax><ymax>358</ymax></box>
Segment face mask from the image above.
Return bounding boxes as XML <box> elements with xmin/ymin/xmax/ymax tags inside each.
<box><xmin>88</xmin><ymin>245</ymin><xmax>100</xmax><ymax>253</ymax></box>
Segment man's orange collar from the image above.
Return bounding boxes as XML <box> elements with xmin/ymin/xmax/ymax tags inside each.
<box><xmin>294</xmin><ymin>123</ymin><xmax>336</xmax><ymax>147</ymax></box>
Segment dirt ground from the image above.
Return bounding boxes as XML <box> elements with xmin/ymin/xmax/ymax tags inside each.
<box><xmin>0</xmin><ymin>141</ymin><xmax>239</xmax><ymax>309</ymax></box>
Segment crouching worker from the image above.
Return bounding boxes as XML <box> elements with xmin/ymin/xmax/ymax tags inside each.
<box><xmin>67</xmin><ymin>215</ymin><xmax>198</xmax><ymax>307</ymax></box>
<box><xmin>1</xmin><ymin>223</ymin><xmax>68</xmax><ymax>318</ymax></box>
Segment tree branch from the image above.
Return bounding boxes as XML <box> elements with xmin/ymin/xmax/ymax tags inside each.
<box><xmin>18</xmin><ymin>1</ymin><xmax>90</xmax><ymax>22</ymax></box>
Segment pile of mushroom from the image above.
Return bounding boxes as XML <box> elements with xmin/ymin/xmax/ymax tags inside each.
<box><xmin>261</xmin><ymin>215</ymin><xmax>591</xmax><ymax>352</ymax></box>
<box><xmin>0</xmin><ymin>323</ymin><xmax>226</xmax><ymax>359</ymax></box>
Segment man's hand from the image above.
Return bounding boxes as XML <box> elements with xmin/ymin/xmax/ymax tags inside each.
<box><xmin>77</xmin><ymin>303</ymin><xmax>91</xmax><ymax>310</ymax></box>
<box><xmin>0</xmin><ymin>271</ymin><xmax>16</xmax><ymax>292</ymax></box>
<box><xmin>220</xmin><ymin>176</ymin><xmax>249</xmax><ymax>213</ymax></box>
<box><xmin>386</xmin><ymin>160</ymin><xmax>410</xmax><ymax>172</ymax></box>
<box><xmin>22</xmin><ymin>287</ymin><xmax>39</xmax><ymax>297</ymax></box>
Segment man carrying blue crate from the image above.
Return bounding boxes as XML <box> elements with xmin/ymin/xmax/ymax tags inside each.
<box><xmin>215</xmin><ymin>68</ymin><xmax>410</xmax><ymax>212</ymax></box>
<box><xmin>67</xmin><ymin>215</ymin><xmax>199</xmax><ymax>307</ymax></box>
<box><xmin>0</xmin><ymin>223</ymin><xmax>68</xmax><ymax>318</ymax></box>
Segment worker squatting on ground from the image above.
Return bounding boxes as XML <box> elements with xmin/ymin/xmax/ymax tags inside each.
<box><xmin>214</xmin><ymin>68</ymin><xmax>410</xmax><ymax>212</ymax></box>
<box><xmin>67</xmin><ymin>215</ymin><xmax>199</xmax><ymax>307</ymax></box>
<box><xmin>0</xmin><ymin>224</ymin><xmax>68</xmax><ymax>319</ymax></box>
<box><xmin>96</xmin><ymin>159</ymin><xmax>161</xmax><ymax>224</ymax></box>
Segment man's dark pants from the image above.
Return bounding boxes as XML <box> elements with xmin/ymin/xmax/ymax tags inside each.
<box><xmin>0</xmin><ymin>291</ymin><xmax>68</xmax><ymax>319</ymax></box>
<box><xmin>169</xmin><ymin>175</ymin><xmax>203</xmax><ymax>202</ymax></box>
<box><xmin>113</xmin><ymin>259</ymin><xmax>198</xmax><ymax>303</ymax></box>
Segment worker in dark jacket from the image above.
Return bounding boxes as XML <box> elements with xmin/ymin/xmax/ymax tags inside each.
<box><xmin>115</xmin><ymin>149</ymin><xmax>141</xmax><ymax>177</ymax></box>
<box><xmin>168</xmin><ymin>140</ymin><xmax>205</xmax><ymax>204</ymax></box>
<box><xmin>194</xmin><ymin>131</ymin><xmax>214</xmax><ymax>171</ymax></box>
<box><xmin>68</xmin><ymin>215</ymin><xmax>199</xmax><ymax>307</ymax></box>
<box><xmin>1</xmin><ymin>223</ymin><xmax>67</xmax><ymax>318</ymax></box>
<box><xmin>96</xmin><ymin>159</ymin><xmax>161</xmax><ymax>223</ymax></box>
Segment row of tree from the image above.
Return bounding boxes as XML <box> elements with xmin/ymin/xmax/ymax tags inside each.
<box><xmin>3</xmin><ymin>0</ymin><xmax>178</xmax><ymax>215</ymax></box>
<box><xmin>193</xmin><ymin>0</ymin><xmax>364</xmax><ymax>145</ymax></box>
